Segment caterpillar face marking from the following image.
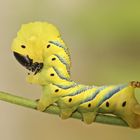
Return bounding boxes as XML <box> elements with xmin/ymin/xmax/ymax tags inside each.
<box><xmin>13</xmin><ymin>52</ymin><xmax>43</xmax><ymax>74</ymax></box>
<box><xmin>13</xmin><ymin>52</ymin><xmax>32</xmax><ymax>67</ymax></box>
<box><xmin>12</xmin><ymin>22</ymin><xmax>140</xmax><ymax>128</ymax></box>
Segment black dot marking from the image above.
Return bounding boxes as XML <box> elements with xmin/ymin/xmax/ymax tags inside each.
<box><xmin>106</xmin><ymin>102</ymin><xmax>109</xmax><ymax>107</ymax></box>
<box><xmin>47</xmin><ymin>44</ymin><xmax>50</xmax><ymax>48</ymax></box>
<box><xmin>122</xmin><ymin>101</ymin><xmax>126</xmax><ymax>107</ymax></box>
<box><xmin>69</xmin><ymin>98</ymin><xmax>72</xmax><ymax>102</ymax></box>
<box><xmin>88</xmin><ymin>103</ymin><xmax>91</xmax><ymax>107</ymax></box>
<box><xmin>21</xmin><ymin>45</ymin><xmax>26</xmax><ymax>48</ymax></box>
<box><xmin>50</xmin><ymin>73</ymin><xmax>54</xmax><ymax>76</ymax></box>
<box><xmin>55</xmin><ymin>89</ymin><xmax>59</xmax><ymax>92</ymax></box>
<box><xmin>52</xmin><ymin>58</ymin><xmax>56</xmax><ymax>61</ymax></box>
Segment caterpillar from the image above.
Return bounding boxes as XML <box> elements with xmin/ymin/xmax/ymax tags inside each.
<box><xmin>11</xmin><ymin>22</ymin><xmax>140</xmax><ymax>128</ymax></box>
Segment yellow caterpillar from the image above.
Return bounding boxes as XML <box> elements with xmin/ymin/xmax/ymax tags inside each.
<box><xmin>11</xmin><ymin>22</ymin><xmax>140</xmax><ymax>128</ymax></box>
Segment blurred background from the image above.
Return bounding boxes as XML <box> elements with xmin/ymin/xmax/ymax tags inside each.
<box><xmin>0</xmin><ymin>0</ymin><xmax>140</xmax><ymax>140</ymax></box>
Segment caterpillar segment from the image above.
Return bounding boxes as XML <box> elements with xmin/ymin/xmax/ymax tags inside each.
<box><xmin>99</xmin><ymin>85</ymin><xmax>140</xmax><ymax>128</ymax></box>
<box><xmin>37</xmin><ymin>82</ymin><xmax>88</xmax><ymax>111</ymax></box>
<box><xmin>77</xmin><ymin>85</ymin><xmax>116</xmax><ymax>124</ymax></box>
<box><xmin>44</xmin><ymin>40</ymin><xmax>71</xmax><ymax>70</ymax></box>
<box><xmin>45</xmin><ymin>55</ymin><xmax>70</xmax><ymax>78</ymax></box>
<box><xmin>11</xmin><ymin>22</ymin><xmax>140</xmax><ymax>128</ymax></box>
<box><xmin>57</xmin><ymin>86</ymin><xmax>97</xmax><ymax>119</ymax></box>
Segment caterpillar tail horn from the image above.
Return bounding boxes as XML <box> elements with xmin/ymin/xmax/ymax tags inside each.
<box><xmin>130</xmin><ymin>81</ymin><xmax>140</xmax><ymax>88</ymax></box>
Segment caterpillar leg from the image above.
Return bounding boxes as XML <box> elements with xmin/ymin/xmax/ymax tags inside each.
<box><xmin>130</xmin><ymin>81</ymin><xmax>140</xmax><ymax>88</ymax></box>
<box><xmin>82</xmin><ymin>112</ymin><xmax>97</xmax><ymax>124</ymax></box>
<box><xmin>60</xmin><ymin>110</ymin><xmax>72</xmax><ymax>119</ymax></box>
<box><xmin>37</xmin><ymin>92</ymin><xmax>53</xmax><ymax>111</ymax></box>
<box><xmin>60</xmin><ymin>107</ymin><xmax>77</xmax><ymax>119</ymax></box>
<box><xmin>37</xmin><ymin>98</ymin><xmax>51</xmax><ymax>111</ymax></box>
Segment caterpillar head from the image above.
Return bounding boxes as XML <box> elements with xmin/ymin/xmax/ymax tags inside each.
<box><xmin>11</xmin><ymin>22</ymin><xmax>60</xmax><ymax>75</ymax></box>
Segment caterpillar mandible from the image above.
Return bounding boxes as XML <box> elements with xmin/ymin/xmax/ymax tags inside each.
<box><xmin>11</xmin><ymin>22</ymin><xmax>140</xmax><ymax>128</ymax></box>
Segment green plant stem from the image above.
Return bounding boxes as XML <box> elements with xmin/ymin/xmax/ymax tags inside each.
<box><xmin>0</xmin><ymin>91</ymin><xmax>128</xmax><ymax>127</ymax></box>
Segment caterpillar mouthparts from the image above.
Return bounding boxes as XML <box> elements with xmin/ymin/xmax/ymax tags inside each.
<box><xmin>130</xmin><ymin>81</ymin><xmax>140</xmax><ymax>88</ymax></box>
<box><xmin>13</xmin><ymin>52</ymin><xmax>43</xmax><ymax>75</ymax></box>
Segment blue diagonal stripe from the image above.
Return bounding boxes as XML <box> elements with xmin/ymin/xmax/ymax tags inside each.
<box><xmin>49</xmin><ymin>40</ymin><xmax>69</xmax><ymax>56</ymax></box>
<box><xmin>81</xmin><ymin>86</ymin><xmax>107</xmax><ymax>103</ymax></box>
<box><xmin>52</xmin><ymin>83</ymin><xmax>77</xmax><ymax>89</ymax></box>
<box><xmin>52</xmin><ymin>66</ymin><xmax>72</xmax><ymax>81</ymax></box>
<box><xmin>54</xmin><ymin>54</ymin><xmax>70</xmax><ymax>75</ymax></box>
<box><xmin>96</xmin><ymin>84</ymin><xmax>127</xmax><ymax>107</ymax></box>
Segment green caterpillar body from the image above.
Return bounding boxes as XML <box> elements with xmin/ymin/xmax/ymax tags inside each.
<box><xmin>12</xmin><ymin>22</ymin><xmax>140</xmax><ymax>128</ymax></box>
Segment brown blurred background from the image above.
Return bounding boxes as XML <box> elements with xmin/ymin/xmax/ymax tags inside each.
<box><xmin>0</xmin><ymin>0</ymin><xmax>140</xmax><ymax>140</ymax></box>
